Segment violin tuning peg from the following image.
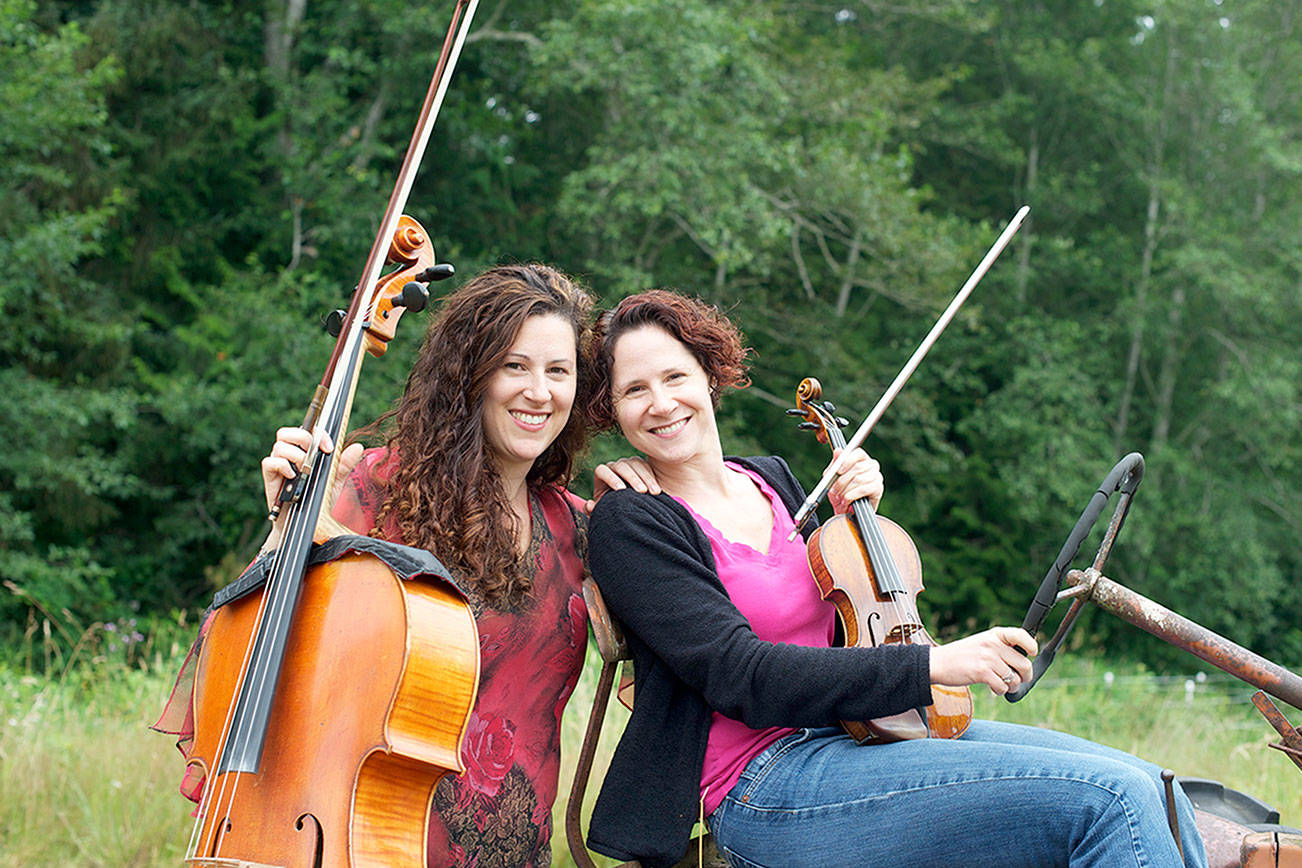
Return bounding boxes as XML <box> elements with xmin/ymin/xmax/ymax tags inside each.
<box><xmin>324</xmin><ymin>309</ymin><xmax>346</xmax><ymax>337</ymax></box>
<box><xmin>416</xmin><ymin>263</ymin><xmax>456</xmax><ymax>283</ymax></box>
<box><xmin>393</xmin><ymin>281</ymin><xmax>430</xmax><ymax>312</ymax></box>
<box><xmin>797</xmin><ymin>422</ymin><xmax>819</xmax><ymax>431</ymax></box>
<box><xmin>835</xmin><ymin>416</ymin><xmax>849</xmax><ymax>428</ymax></box>
<box><xmin>784</xmin><ymin>408</ymin><xmax>804</xmax><ymax>416</ymax></box>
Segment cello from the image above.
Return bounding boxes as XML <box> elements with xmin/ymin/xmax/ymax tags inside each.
<box><xmin>181</xmin><ymin>3</ymin><xmax>484</xmax><ymax>865</ymax></box>
<box><xmin>791</xmin><ymin>377</ymin><xmax>972</xmax><ymax>743</ymax></box>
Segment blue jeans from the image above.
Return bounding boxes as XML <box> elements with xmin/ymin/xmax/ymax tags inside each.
<box><xmin>707</xmin><ymin>721</ymin><xmax>1208</xmax><ymax>868</ymax></box>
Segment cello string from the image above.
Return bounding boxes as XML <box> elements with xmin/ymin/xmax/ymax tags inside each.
<box><xmin>188</xmin><ymin>511</ymin><xmax>299</xmax><ymax>858</ymax></box>
<box><xmin>211</xmin><ymin>380</ymin><xmax>347</xmax><ymax>857</ymax></box>
<box><xmin>200</xmin><ymin>330</ymin><xmax>352</xmax><ymax>857</ymax></box>
<box><xmin>208</xmin><ymin>292</ymin><xmax>377</xmax><ymax>854</ymax></box>
<box><xmin>198</xmin><ymin>501</ymin><xmax>309</xmax><ymax>857</ymax></box>
<box><xmin>216</xmin><ymin>0</ymin><xmax>485</xmax><ymax>783</ymax></box>
<box><xmin>204</xmin><ymin>181</ymin><xmax>373</xmax><ymax>854</ymax></box>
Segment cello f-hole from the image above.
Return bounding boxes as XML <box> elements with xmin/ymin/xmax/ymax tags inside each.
<box><xmin>294</xmin><ymin>813</ymin><xmax>325</xmax><ymax>868</ymax></box>
<box><xmin>204</xmin><ymin>815</ymin><xmax>232</xmax><ymax>858</ymax></box>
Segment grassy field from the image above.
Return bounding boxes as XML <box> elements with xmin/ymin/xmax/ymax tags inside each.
<box><xmin>2</xmin><ymin>633</ymin><xmax>1298</xmax><ymax>867</ymax></box>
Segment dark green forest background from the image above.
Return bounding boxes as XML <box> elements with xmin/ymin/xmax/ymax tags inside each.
<box><xmin>4</xmin><ymin>0</ymin><xmax>1300</xmax><ymax>668</ymax></box>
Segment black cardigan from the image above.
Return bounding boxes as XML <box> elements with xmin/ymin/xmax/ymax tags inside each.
<box><xmin>585</xmin><ymin>456</ymin><xmax>932</xmax><ymax>868</ymax></box>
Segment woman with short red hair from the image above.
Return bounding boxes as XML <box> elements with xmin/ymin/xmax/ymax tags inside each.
<box><xmin>582</xmin><ymin>290</ymin><xmax>1206</xmax><ymax>868</ymax></box>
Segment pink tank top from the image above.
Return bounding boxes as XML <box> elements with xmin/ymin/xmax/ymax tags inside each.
<box><xmin>672</xmin><ymin>462</ymin><xmax>837</xmax><ymax>816</ymax></box>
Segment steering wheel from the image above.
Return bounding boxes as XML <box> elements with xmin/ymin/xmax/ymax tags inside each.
<box><xmin>1006</xmin><ymin>453</ymin><xmax>1146</xmax><ymax>702</ymax></box>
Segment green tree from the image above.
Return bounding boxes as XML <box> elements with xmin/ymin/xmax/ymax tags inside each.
<box><xmin>0</xmin><ymin>0</ymin><xmax>127</xmax><ymax>642</ymax></box>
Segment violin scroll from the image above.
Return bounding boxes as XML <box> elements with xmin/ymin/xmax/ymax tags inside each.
<box><xmin>788</xmin><ymin>377</ymin><xmax>849</xmax><ymax>448</ymax></box>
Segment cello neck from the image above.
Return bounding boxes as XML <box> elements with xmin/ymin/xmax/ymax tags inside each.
<box><xmin>218</xmin><ymin>336</ymin><xmax>365</xmax><ymax>775</ymax></box>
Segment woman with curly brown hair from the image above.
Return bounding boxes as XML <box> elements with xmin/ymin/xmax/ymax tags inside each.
<box><xmin>581</xmin><ymin>290</ymin><xmax>1207</xmax><ymax>868</ymax></box>
<box><xmin>161</xmin><ymin>264</ymin><xmax>636</xmax><ymax>868</ymax></box>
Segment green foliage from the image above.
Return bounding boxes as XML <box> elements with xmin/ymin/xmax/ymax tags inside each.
<box><xmin>0</xmin><ymin>0</ymin><xmax>132</xmax><ymax>646</ymax></box>
<box><xmin>2</xmin><ymin>0</ymin><xmax>1299</xmax><ymax>671</ymax></box>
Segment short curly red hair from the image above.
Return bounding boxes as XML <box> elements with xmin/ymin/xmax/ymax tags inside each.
<box><xmin>587</xmin><ymin>290</ymin><xmax>751</xmax><ymax>430</ymax></box>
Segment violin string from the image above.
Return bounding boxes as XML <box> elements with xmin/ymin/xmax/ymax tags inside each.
<box><xmin>823</xmin><ymin>405</ymin><xmax>918</xmax><ymax>646</ymax></box>
<box><xmin>859</xmin><ymin>503</ymin><xmax>916</xmax><ymax>642</ymax></box>
<box><xmin>853</xmin><ymin>500</ymin><xmax>909</xmax><ymax>640</ymax></box>
<box><xmin>808</xmin><ymin>395</ymin><xmax>943</xmax><ymax>738</ymax></box>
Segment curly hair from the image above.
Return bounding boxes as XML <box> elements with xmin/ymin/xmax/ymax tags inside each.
<box><xmin>587</xmin><ymin>290</ymin><xmax>751</xmax><ymax>430</ymax></box>
<box><xmin>367</xmin><ymin>264</ymin><xmax>594</xmax><ymax>608</ymax></box>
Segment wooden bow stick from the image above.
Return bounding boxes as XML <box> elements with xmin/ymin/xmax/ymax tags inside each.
<box><xmin>789</xmin><ymin>205</ymin><xmax>1030</xmax><ymax>538</ymax></box>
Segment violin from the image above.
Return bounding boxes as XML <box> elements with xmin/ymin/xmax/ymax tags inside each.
<box><xmin>792</xmin><ymin>377</ymin><xmax>972</xmax><ymax>743</ymax></box>
<box><xmin>181</xmin><ymin>2</ymin><xmax>484</xmax><ymax>864</ymax></box>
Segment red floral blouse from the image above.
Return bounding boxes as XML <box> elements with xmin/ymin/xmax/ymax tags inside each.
<box><xmin>333</xmin><ymin>449</ymin><xmax>589</xmax><ymax>868</ymax></box>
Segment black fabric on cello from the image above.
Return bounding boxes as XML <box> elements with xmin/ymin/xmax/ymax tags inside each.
<box><xmin>211</xmin><ymin>535</ymin><xmax>465</xmax><ymax>611</ymax></box>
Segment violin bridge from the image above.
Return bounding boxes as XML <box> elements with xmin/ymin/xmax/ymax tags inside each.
<box><xmin>886</xmin><ymin>623</ymin><xmax>924</xmax><ymax>644</ymax></box>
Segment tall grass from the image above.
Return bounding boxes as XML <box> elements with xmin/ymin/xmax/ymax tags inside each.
<box><xmin>2</xmin><ymin>625</ymin><xmax>1297</xmax><ymax>867</ymax></box>
<box><xmin>0</xmin><ymin>613</ymin><xmax>197</xmax><ymax>867</ymax></box>
<box><xmin>973</xmin><ymin>658</ymin><xmax>1302</xmax><ymax>824</ymax></box>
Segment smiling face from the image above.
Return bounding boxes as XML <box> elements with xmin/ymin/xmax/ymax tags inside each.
<box><xmin>609</xmin><ymin>324</ymin><xmax>721</xmax><ymax>470</ymax></box>
<box><xmin>481</xmin><ymin>313</ymin><xmax>578</xmax><ymax>479</ymax></box>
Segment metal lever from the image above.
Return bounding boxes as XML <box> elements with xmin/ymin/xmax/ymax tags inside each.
<box><xmin>1161</xmin><ymin>770</ymin><xmax>1187</xmax><ymax>865</ymax></box>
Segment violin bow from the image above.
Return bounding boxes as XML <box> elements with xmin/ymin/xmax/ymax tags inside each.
<box><xmin>788</xmin><ymin>205</ymin><xmax>1030</xmax><ymax>538</ymax></box>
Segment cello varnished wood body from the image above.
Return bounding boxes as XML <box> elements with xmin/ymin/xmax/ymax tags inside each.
<box><xmin>188</xmin><ymin>555</ymin><xmax>479</xmax><ymax>867</ymax></box>
<box><xmin>177</xmin><ymin>0</ymin><xmax>486</xmax><ymax>860</ymax></box>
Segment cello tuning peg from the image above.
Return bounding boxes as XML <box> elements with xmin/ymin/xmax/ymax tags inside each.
<box><xmin>324</xmin><ymin>309</ymin><xmax>346</xmax><ymax>337</ymax></box>
<box><xmin>392</xmin><ymin>281</ymin><xmax>430</xmax><ymax>312</ymax></box>
<box><xmin>416</xmin><ymin>263</ymin><xmax>455</xmax><ymax>282</ymax></box>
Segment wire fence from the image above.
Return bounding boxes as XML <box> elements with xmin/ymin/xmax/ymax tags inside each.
<box><xmin>1026</xmin><ymin>667</ymin><xmax>1280</xmax><ymax>731</ymax></box>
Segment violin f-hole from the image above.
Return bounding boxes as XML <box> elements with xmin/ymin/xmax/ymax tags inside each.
<box><xmin>866</xmin><ymin>610</ymin><xmax>883</xmax><ymax>646</ymax></box>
